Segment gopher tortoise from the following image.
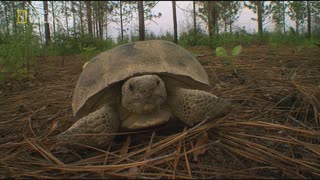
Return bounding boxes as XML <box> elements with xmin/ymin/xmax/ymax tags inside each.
<box><xmin>58</xmin><ymin>40</ymin><xmax>233</xmax><ymax>148</ymax></box>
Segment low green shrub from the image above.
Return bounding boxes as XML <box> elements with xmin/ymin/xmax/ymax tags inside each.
<box><xmin>0</xmin><ymin>24</ymin><xmax>40</xmax><ymax>81</ymax></box>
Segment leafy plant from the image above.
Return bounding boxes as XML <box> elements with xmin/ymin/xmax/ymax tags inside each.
<box><xmin>232</xmin><ymin>45</ymin><xmax>242</xmax><ymax>57</ymax></box>
<box><xmin>179</xmin><ymin>28</ymin><xmax>210</xmax><ymax>48</ymax></box>
<box><xmin>215</xmin><ymin>45</ymin><xmax>242</xmax><ymax>65</ymax></box>
<box><xmin>215</xmin><ymin>47</ymin><xmax>228</xmax><ymax>58</ymax></box>
<box><xmin>50</xmin><ymin>33</ymin><xmax>80</xmax><ymax>56</ymax></box>
<box><xmin>0</xmin><ymin>24</ymin><xmax>40</xmax><ymax>81</ymax></box>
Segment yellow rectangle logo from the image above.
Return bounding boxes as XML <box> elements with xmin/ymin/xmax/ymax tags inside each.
<box><xmin>17</xmin><ymin>10</ymin><xmax>27</xmax><ymax>24</ymax></box>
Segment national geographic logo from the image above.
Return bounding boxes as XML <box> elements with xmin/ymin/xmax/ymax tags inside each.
<box><xmin>17</xmin><ymin>9</ymin><xmax>27</xmax><ymax>24</ymax></box>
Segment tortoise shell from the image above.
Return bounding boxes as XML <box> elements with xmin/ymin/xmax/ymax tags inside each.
<box><xmin>72</xmin><ymin>40</ymin><xmax>210</xmax><ymax>118</ymax></box>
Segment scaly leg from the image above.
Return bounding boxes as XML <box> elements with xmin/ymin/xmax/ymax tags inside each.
<box><xmin>167</xmin><ymin>88</ymin><xmax>233</xmax><ymax>126</ymax></box>
<box><xmin>58</xmin><ymin>104</ymin><xmax>119</xmax><ymax>148</ymax></box>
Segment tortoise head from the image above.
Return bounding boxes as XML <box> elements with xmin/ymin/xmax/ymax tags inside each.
<box><xmin>121</xmin><ymin>75</ymin><xmax>167</xmax><ymax>114</ymax></box>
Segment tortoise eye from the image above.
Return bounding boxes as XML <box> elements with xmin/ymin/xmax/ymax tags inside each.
<box><xmin>129</xmin><ymin>83</ymin><xmax>134</xmax><ymax>91</ymax></box>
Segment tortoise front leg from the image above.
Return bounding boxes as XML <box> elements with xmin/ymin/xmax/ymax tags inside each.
<box><xmin>167</xmin><ymin>88</ymin><xmax>233</xmax><ymax>126</ymax></box>
<box><xmin>58</xmin><ymin>104</ymin><xmax>120</xmax><ymax>148</ymax></box>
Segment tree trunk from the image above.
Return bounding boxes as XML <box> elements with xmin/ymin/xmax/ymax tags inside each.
<box><xmin>86</xmin><ymin>1</ymin><xmax>93</xmax><ymax>35</ymax></box>
<box><xmin>71</xmin><ymin>1</ymin><xmax>76</xmax><ymax>34</ymax></box>
<box><xmin>120</xmin><ymin>1</ymin><xmax>124</xmax><ymax>40</ymax></box>
<box><xmin>98</xmin><ymin>2</ymin><xmax>103</xmax><ymax>39</ymax></box>
<box><xmin>65</xmin><ymin>1</ymin><xmax>69</xmax><ymax>35</ymax></box>
<box><xmin>138</xmin><ymin>1</ymin><xmax>145</xmax><ymax>41</ymax></box>
<box><xmin>172</xmin><ymin>1</ymin><xmax>178</xmax><ymax>44</ymax></box>
<box><xmin>207</xmin><ymin>1</ymin><xmax>213</xmax><ymax>40</ymax></box>
<box><xmin>193</xmin><ymin>1</ymin><xmax>196</xmax><ymax>34</ymax></box>
<box><xmin>257</xmin><ymin>1</ymin><xmax>263</xmax><ymax>35</ymax></box>
<box><xmin>105</xmin><ymin>2</ymin><xmax>108</xmax><ymax>40</ymax></box>
<box><xmin>95</xmin><ymin>5</ymin><xmax>99</xmax><ymax>38</ymax></box>
<box><xmin>229</xmin><ymin>17</ymin><xmax>232</xmax><ymax>33</ymax></box>
<box><xmin>296</xmin><ymin>21</ymin><xmax>299</xmax><ymax>34</ymax></box>
<box><xmin>213</xmin><ymin>2</ymin><xmax>219</xmax><ymax>35</ymax></box>
<box><xmin>9</xmin><ymin>1</ymin><xmax>17</xmax><ymax>32</ymax></box>
<box><xmin>38</xmin><ymin>17</ymin><xmax>43</xmax><ymax>45</ymax></box>
<box><xmin>92</xmin><ymin>19</ymin><xmax>95</xmax><ymax>37</ymax></box>
<box><xmin>51</xmin><ymin>1</ymin><xmax>56</xmax><ymax>35</ymax></box>
<box><xmin>24</xmin><ymin>1</ymin><xmax>29</xmax><ymax>72</ymax></box>
<box><xmin>207</xmin><ymin>1</ymin><xmax>218</xmax><ymax>38</ymax></box>
<box><xmin>229</xmin><ymin>3</ymin><xmax>232</xmax><ymax>33</ymax></box>
<box><xmin>224</xmin><ymin>19</ymin><xmax>227</xmax><ymax>32</ymax></box>
<box><xmin>5</xmin><ymin>6</ymin><xmax>10</xmax><ymax>33</ymax></box>
<box><xmin>93</xmin><ymin>2</ymin><xmax>97</xmax><ymax>37</ymax></box>
<box><xmin>306</xmin><ymin>1</ymin><xmax>311</xmax><ymax>38</ymax></box>
<box><xmin>95</xmin><ymin>2</ymin><xmax>100</xmax><ymax>38</ymax></box>
<box><xmin>79</xmin><ymin>1</ymin><xmax>84</xmax><ymax>35</ymax></box>
<box><xmin>283</xmin><ymin>1</ymin><xmax>285</xmax><ymax>34</ymax></box>
<box><xmin>95</xmin><ymin>9</ymin><xmax>98</xmax><ymax>38</ymax></box>
<box><xmin>43</xmin><ymin>1</ymin><xmax>51</xmax><ymax>46</ymax></box>
<box><xmin>11</xmin><ymin>2</ymin><xmax>17</xmax><ymax>32</ymax></box>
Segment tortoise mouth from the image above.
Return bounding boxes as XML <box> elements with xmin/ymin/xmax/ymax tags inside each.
<box><xmin>142</xmin><ymin>104</ymin><xmax>156</xmax><ymax>112</ymax></box>
<box><xmin>120</xmin><ymin>106</ymin><xmax>171</xmax><ymax>130</ymax></box>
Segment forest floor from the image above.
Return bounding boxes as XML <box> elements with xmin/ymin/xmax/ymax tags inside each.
<box><xmin>1</xmin><ymin>44</ymin><xmax>320</xmax><ymax>179</ymax></box>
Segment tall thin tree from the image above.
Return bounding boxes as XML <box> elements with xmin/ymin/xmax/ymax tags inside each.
<box><xmin>110</xmin><ymin>1</ymin><xmax>135</xmax><ymax>41</ymax></box>
<box><xmin>288</xmin><ymin>1</ymin><xmax>306</xmax><ymax>34</ymax></box>
<box><xmin>138</xmin><ymin>1</ymin><xmax>145</xmax><ymax>41</ymax></box>
<box><xmin>120</xmin><ymin>1</ymin><xmax>124</xmax><ymax>40</ymax></box>
<box><xmin>98</xmin><ymin>2</ymin><xmax>104</xmax><ymax>39</ymax></box>
<box><xmin>244</xmin><ymin>1</ymin><xmax>273</xmax><ymax>36</ymax></box>
<box><xmin>5</xmin><ymin>5</ymin><xmax>10</xmax><ymax>33</ymax></box>
<box><xmin>93</xmin><ymin>2</ymin><xmax>97</xmax><ymax>37</ymax></box>
<box><xmin>51</xmin><ymin>1</ymin><xmax>56</xmax><ymax>35</ymax></box>
<box><xmin>257</xmin><ymin>1</ymin><xmax>263</xmax><ymax>35</ymax></box>
<box><xmin>79</xmin><ymin>1</ymin><xmax>84</xmax><ymax>35</ymax></box>
<box><xmin>86</xmin><ymin>1</ymin><xmax>93</xmax><ymax>35</ymax></box>
<box><xmin>283</xmin><ymin>1</ymin><xmax>286</xmax><ymax>33</ymax></box>
<box><xmin>207</xmin><ymin>1</ymin><xmax>213</xmax><ymax>39</ymax></box>
<box><xmin>11</xmin><ymin>2</ymin><xmax>17</xmax><ymax>32</ymax></box>
<box><xmin>270</xmin><ymin>1</ymin><xmax>286</xmax><ymax>33</ymax></box>
<box><xmin>64</xmin><ymin>1</ymin><xmax>69</xmax><ymax>35</ymax></box>
<box><xmin>306</xmin><ymin>1</ymin><xmax>311</xmax><ymax>38</ymax></box>
<box><xmin>71</xmin><ymin>1</ymin><xmax>76</xmax><ymax>34</ymax></box>
<box><xmin>43</xmin><ymin>1</ymin><xmax>51</xmax><ymax>46</ymax></box>
<box><xmin>172</xmin><ymin>1</ymin><xmax>178</xmax><ymax>44</ymax></box>
<box><xmin>193</xmin><ymin>1</ymin><xmax>197</xmax><ymax>34</ymax></box>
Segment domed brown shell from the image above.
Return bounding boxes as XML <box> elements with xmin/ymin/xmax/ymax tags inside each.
<box><xmin>72</xmin><ymin>40</ymin><xmax>210</xmax><ymax>118</ymax></box>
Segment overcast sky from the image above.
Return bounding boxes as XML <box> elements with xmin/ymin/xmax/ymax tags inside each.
<box><xmin>31</xmin><ymin>1</ymin><xmax>296</xmax><ymax>40</ymax></box>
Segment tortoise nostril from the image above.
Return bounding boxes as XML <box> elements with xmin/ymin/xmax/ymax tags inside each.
<box><xmin>129</xmin><ymin>83</ymin><xmax>134</xmax><ymax>91</ymax></box>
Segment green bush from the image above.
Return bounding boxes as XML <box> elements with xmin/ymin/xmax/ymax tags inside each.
<box><xmin>0</xmin><ymin>25</ymin><xmax>40</xmax><ymax>81</ymax></box>
<box><xmin>265</xmin><ymin>31</ymin><xmax>316</xmax><ymax>48</ymax></box>
<box><xmin>212</xmin><ymin>31</ymin><xmax>268</xmax><ymax>48</ymax></box>
<box><xmin>79</xmin><ymin>34</ymin><xmax>114</xmax><ymax>52</ymax></box>
<box><xmin>179</xmin><ymin>28</ymin><xmax>210</xmax><ymax>48</ymax></box>
<box><xmin>48</xmin><ymin>33</ymin><xmax>115</xmax><ymax>57</ymax></box>
<box><xmin>48</xmin><ymin>33</ymin><xmax>80</xmax><ymax>56</ymax></box>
